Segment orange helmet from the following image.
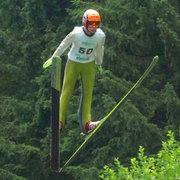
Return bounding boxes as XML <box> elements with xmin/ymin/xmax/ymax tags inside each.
<box><xmin>83</xmin><ymin>9</ymin><xmax>101</xmax><ymax>30</ymax></box>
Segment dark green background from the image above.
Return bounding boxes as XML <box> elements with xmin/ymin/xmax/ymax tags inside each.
<box><xmin>0</xmin><ymin>0</ymin><xmax>179</xmax><ymax>179</ymax></box>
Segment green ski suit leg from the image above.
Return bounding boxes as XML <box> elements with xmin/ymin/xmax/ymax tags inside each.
<box><xmin>59</xmin><ymin>60</ymin><xmax>79</xmax><ymax>125</ymax></box>
<box><xmin>80</xmin><ymin>61</ymin><xmax>95</xmax><ymax>128</ymax></box>
<box><xmin>59</xmin><ymin>60</ymin><xmax>95</xmax><ymax>129</ymax></box>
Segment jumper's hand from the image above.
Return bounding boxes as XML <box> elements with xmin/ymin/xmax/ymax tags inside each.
<box><xmin>43</xmin><ymin>56</ymin><xmax>61</xmax><ymax>69</ymax></box>
<box><xmin>43</xmin><ymin>58</ymin><xmax>53</xmax><ymax>69</ymax></box>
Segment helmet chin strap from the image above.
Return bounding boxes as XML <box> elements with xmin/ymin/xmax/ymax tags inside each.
<box><xmin>87</xmin><ymin>26</ymin><xmax>97</xmax><ymax>34</ymax></box>
<box><xmin>83</xmin><ymin>26</ymin><xmax>96</xmax><ymax>35</ymax></box>
<box><xmin>87</xmin><ymin>29</ymin><xmax>96</xmax><ymax>34</ymax></box>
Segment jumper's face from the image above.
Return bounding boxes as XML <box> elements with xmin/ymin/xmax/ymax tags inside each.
<box><xmin>87</xmin><ymin>21</ymin><xmax>100</xmax><ymax>34</ymax></box>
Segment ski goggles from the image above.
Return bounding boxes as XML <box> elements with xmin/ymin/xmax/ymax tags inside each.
<box><xmin>88</xmin><ymin>21</ymin><xmax>100</xmax><ymax>28</ymax></box>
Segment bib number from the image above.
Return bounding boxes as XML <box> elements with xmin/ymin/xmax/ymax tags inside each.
<box><xmin>79</xmin><ymin>47</ymin><xmax>93</xmax><ymax>55</ymax></box>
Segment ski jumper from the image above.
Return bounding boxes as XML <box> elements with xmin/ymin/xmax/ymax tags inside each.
<box><xmin>51</xmin><ymin>26</ymin><xmax>105</xmax><ymax>132</ymax></box>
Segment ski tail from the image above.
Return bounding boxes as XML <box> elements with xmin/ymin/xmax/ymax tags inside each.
<box><xmin>59</xmin><ymin>55</ymin><xmax>159</xmax><ymax>173</ymax></box>
<box><xmin>51</xmin><ymin>87</ymin><xmax>60</xmax><ymax>171</ymax></box>
<box><xmin>50</xmin><ymin>57</ymin><xmax>62</xmax><ymax>171</ymax></box>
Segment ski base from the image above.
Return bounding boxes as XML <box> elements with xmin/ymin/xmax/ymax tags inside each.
<box><xmin>50</xmin><ymin>57</ymin><xmax>62</xmax><ymax>171</ymax></box>
<box><xmin>59</xmin><ymin>55</ymin><xmax>159</xmax><ymax>173</ymax></box>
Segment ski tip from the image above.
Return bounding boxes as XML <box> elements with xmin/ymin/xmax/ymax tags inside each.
<box><xmin>153</xmin><ymin>55</ymin><xmax>159</xmax><ymax>61</ymax></box>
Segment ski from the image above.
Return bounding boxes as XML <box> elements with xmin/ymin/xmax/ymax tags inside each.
<box><xmin>44</xmin><ymin>57</ymin><xmax>62</xmax><ymax>171</ymax></box>
<box><xmin>59</xmin><ymin>55</ymin><xmax>159</xmax><ymax>173</ymax></box>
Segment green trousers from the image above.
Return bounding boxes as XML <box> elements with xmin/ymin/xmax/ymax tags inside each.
<box><xmin>59</xmin><ymin>60</ymin><xmax>96</xmax><ymax>129</ymax></box>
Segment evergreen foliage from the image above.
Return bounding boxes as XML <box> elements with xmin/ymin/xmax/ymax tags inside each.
<box><xmin>100</xmin><ymin>131</ymin><xmax>180</xmax><ymax>180</ymax></box>
<box><xmin>0</xmin><ymin>0</ymin><xmax>179</xmax><ymax>179</ymax></box>
<box><xmin>0</xmin><ymin>168</ymin><xmax>26</xmax><ymax>180</ymax></box>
